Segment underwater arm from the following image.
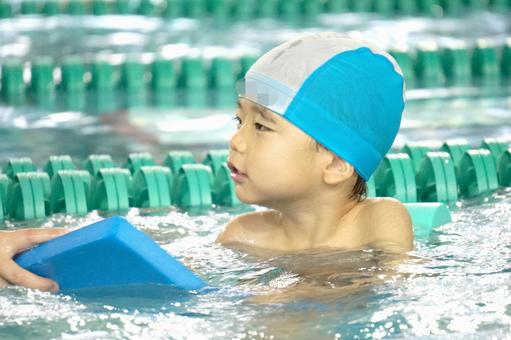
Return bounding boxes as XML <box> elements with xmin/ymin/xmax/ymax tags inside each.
<box><xmin>0</xmin><ymin>228</ymin><xmax>68</xmax><ymax>291</ymax></box>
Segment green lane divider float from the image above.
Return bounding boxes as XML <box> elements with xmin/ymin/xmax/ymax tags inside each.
<box><xmin>366</xmin><ymin>176</ymin><xmax>376</xmax><ymax>198</ymax></box>
<box><xmin>305</xmin><ymin>0</ymin><xmax>322</xmax><ymax>19</ymax></box>
<box><xmin>389</xmin><ymin>49</ymin><xmax>416</xmax><ymax>89</ymax></box>
<box><xmin>415</xmin><ymin>45</ymin><xmax>445</xmax><ymax>88</ymax></box>
<box><xmin>401</xmin><ymin>141</ymin><xmax>437</xmax><ymax>172</ymax></box>
<box><xmin>20</xmin><ymin>0</ymin><xmax>38</xmax><ymax>15</ymax></box>
<box><xmin>91</xmin><ymin>0</ymin><xmax>110</xmax><ymax>15</ymax></box>
<box><xmin>0</xmin><ymin>59</ymin><xmax>25</xmax><ymax>105</ymax></box>
<box><xmin>114</xmin><ymin>0</ymin><xmax>133</xmax><ymax>14</ymax></box>
<box><xmin>372</xmin><ymin>0</ymin><xmax>396</xmax><ymax>16</ymax></box>
<box><xmin>123</xmin><ymin>152</ymin><xmax>156</xmax><ymax>175</ymax></box>
<box><xmin>138</xmin><ymin>0</ymin><xmax>159</xmax><ymax>16</ymax></box>
<box><xmin>151</xmin><ymin>58</ymin><xmax>176</xmax><ymax>93</ymax></box>
<box><xmin>212</xmin><ymin>163</ymin><xmax>240</xmax><ymax>206</ymax></box>
<box><xmin>375</xmin><ymin>138</ymin><xmax>510</xmax><ymax>204</ymax></box>
<box><xmin>44</xmin><ymin>155</ymin><xmax>76</xmax><ymax>178</ymax></box>
<box><xmin>59</xmin><ymin>56</ymin><xmax>86</xmax><ymax>94</ymax></box>
<box><xmin>91</xmin><ymin>168</ymin><xmax>131</xmax><ymax>212</ymax></box>
<box><xmin>7</xmin><ymin>172</ymin><xmax>51</xmax><ymax>221</ymax></box>
<box><xmin>416</xmin><ymin>152</ymin><xmax>458</xmax><ymax>204</ymax></box>
<box><xmin>373</xmin><ymin>153</ymin><xmax>417</xmax><ymax>203</ymax></box>
<box><xmin>42</xmin><ymin>0</ymin><xmax>60</xmax><ymax>15</ymax></box>
<box><xmin>132</xmin><ymin>166</ymin><xmax>173</xmax><ymax>208</ymax></box>
<box><xmin>1</xmin><ymin>137</ymin><xmax>509</xmax><ymax>223</ymax></box>
<box><xmin>202</xmin><ymin>150</ymin><xmax>229</xmax><ymax>177</ymax></box>
<box><xmin>208</xmin><ymin>0</ymin><xmax>232</xmax><ymax>25</ymax></box>
<box><xmin>440</xmin><ymin>139</ymin><xmax>470</xmax><ymax>169</ymax></box>
<box><xmin>441</xmin><ymin>44</ymin><xmax>471</xmax><ymax>86</ymax></box>
<box><xmin>277</xmin><ymin>0</ymin><xmax>300</xmax><ymax>22</ymax></box>
<box><xmin>29</xmin><ymin>56</ymin><xmax>56</xmax><ymax>105</ymax></box>
<box><xmin>472</xmin><ymin>41</ymin><xmax>501</xmax><ymax>86</ymax></box>
<box><xmin>151</xmin><ymin>57</ymin><xmax>177</xmax><ymax>106</ymax></box>
<box><xmin>0</xmin><ymin>174</ymin><xmax>9</xmax><ymax>221</ymax></box>
<box><xmin>119</xmin><ymin>58</ymin><xmax>148</xmax><ymax>107</ymax></box>
<box><xmin>457</xmin><ymin>149</ymin><xmax>499</xmax><ymax>199</ymax></box>
<box><xmin>439</xmin><ymin>0</ymin><xmax>464</xmax><ymax>16</ymax></box>
<box><xmin>84</xmin><ymin>154</ymin><xmax>115</xmax><ymax>176</ymax></box>
<box><xmin>0</xmin><ymin>0</ymin><xmax>509</xmax><ymax>21</ymax></box>
<box><xmin>394</xmin><ymin>0</ymin><xmax>418</xmax><ymax>15</ymax></box>
<box><xmin>177</xmin><ymin>57</ymin><xmax>208</xmax><ymax>106</ymax></box>
<box><xmin>183</xmin><ymin>0</ymin><xmax>207</xmax><ymax>18</ymax></box>
<box><xmin>161</xmin><ymin>0</ymin><xmax>183</xmax><ymax>18</ymax></box>
<box><xmin>2</xmin><ymin>37</ymin><xmax>511</xmax><ymax>108</ymax></box>
<box><xmin>404</xmin><ymin>202</ymin><xmax>452</xmax><ymax>240</ymax></box>
<box><xmin>178</xmin><ymin>57</ymin><xmax>207</xmax><ymax>90</ymax></box>
<box><xmin>50</xmin><ymin>170</ymin><xmax>91</xmax><ymax>215</ymax></box>
<box><xmin>164</xmin><ymin>151</ymin><xmax>195</xmax><ymax>174</ymax></box>
<box><xmin>88</xmin><ymin>59</ymin><xmax>117</xmax><ymax>92</ymax></box>
<box><xmin>230</xmin><ymin>0</ymin><xmax>253</xmax><ymax>21</ymax></box>
<box><xmin>173</xmin><ymin>164</ymin><xmax>212</xmax><ymax>209</ymax></box>
<box><xmin>66</xmin><ymin>0</ymin><xmax>87</xmax><ymax>15</ymax></box>
<box><xmin>498</xmin><ymin>148</ymin><xmax>511</xmax><ymax>186</ymax></box>
<box><xmin>254</xmin><ymin>0</ymin><xmax>276</xmax><ymax>18</ymax></box>
<box><xmin>202</xmin><ymin>150</ymin><xmax>236</xmax><ymax>205</ymax></box>
<box><xmin>120</xmin><ymin>59</ymin><xmax>147</xmax><ymax>93</ymax></box>
<box><xmin>3</xmin><ymin>158</ymin><xmax>37</xmax><ymax>180</ymax></box>
<box><xmin>0</xmin><ymin>1</ymin><xmax>13</xmax><ymax>18</ymax></box>
<box><xmin>480</xmin><ymin>137</ymin><xmax>509</xmax><ymax>165</ymax></box>
<box><xmin>209</xmin><ymin>57</ymin><xmax>237</xmax><ymax>90</ymax></box>
<box><xmin>238</xmin><ymin>55</ymin><xmax>258</xmax><ymax>80</ymax></box>
<box><xmin>502</xmin><ymin>39</ymin><xmax>511</xmax><ymax>79</ymax></box>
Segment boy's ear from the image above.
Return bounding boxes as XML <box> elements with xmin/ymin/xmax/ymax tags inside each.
<box><xmin>322</xmin><ymin>154</ymin><xmax>355</xmax><ymax>185</ymax></box>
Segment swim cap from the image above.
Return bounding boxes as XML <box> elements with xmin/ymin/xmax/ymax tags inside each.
<box><xmin>238</xmin><ymin>32</ymin><xmax>405</xmax><ymax>181</ymax></box>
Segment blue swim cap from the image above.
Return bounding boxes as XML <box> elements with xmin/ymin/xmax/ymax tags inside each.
<box><xmin>239</xmin><ymin>32</ymin><xmax>405</xmax><ymax>181</ymax></box>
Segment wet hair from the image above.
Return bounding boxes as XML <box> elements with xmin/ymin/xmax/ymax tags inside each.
<box><xmin>309</xmin><ymin>139</ymin><xmax>367</xmax><ymax>202</ymax></box>
<box><xmin>349</xmin><ymin>173</ymin><xmax>367</xmax><ymax>202</ymax></box>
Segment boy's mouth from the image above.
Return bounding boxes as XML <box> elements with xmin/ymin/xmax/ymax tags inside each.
<box><xmin>227</xmin><ymin>161</ymin><xmax>248</xmax><ymax>182</ymax></box>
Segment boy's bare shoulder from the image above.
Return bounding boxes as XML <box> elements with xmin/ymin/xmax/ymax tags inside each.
<box><xmin>357</xmin><ymin>197</ymin><xmax>414</xmax><ymax>252</ymax></box>
<box><xmin>216</xmin><ymin>210</ymin><xmax>279</xmax><ymax>246</ymax></box>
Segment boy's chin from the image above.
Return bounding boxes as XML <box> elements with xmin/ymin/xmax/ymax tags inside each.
<box><xmin>235</xmin><ymin>191</ymin><xmax>270</xmax><ymax>207</ymax></box>
<box><xmin>236</xmin><ymin>195</ymin><xmax>261</xmax><ymax>206</ymax></box>
<box><xmin>236</xmin><ymin>197</ymin><xmax>279</xmax><ymax>210</ymax></box>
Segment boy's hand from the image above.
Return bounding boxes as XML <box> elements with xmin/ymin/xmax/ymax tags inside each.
<box><xmin>0</xmin><ymin>228</ymin><xmax>69</xmax><ymax>292</ymax></box>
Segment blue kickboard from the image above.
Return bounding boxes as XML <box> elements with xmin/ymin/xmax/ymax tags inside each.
<box><xmin>14</xmin><ymin>216</ymin><xmax>206</xmax><ymax>292</ymax></box>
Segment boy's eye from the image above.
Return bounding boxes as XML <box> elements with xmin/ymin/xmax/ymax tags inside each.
<box><xmin>233</xmin><ymin>116</ymin><xmax>242</xmax><ymax>129</ymax></box>
<box><xmin>254</xmin><ymin>122</ymin><xmax>271</xmax><ymax>132</ymax></box>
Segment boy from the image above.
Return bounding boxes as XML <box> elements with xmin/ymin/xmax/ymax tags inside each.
<box><xmin>0</xmin><ymin>32</ymin><xmax>412</xmax><ymax>292</ymax></box>
<box><xmin>217</xmin><ymin>32</ymin><xmax>412</xmax><ymax>253</ymax></box>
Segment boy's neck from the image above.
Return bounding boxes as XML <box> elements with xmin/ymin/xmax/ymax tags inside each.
<box><xmin>271</xmin><ymin>195</ymin><xmax>359</xmax><ymax>250</ymax></box>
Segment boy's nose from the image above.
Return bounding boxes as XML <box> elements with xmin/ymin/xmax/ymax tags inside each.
<box><xmin>229</xmin><ymin>128</ymin><xmax>247</xmax><ymax>153</ymax></box>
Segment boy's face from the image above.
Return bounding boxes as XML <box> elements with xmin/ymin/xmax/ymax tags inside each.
<box><xmin>228</xmin><ymin>98</ymin><xmax>325</xmax><ymax>207</ymax></box>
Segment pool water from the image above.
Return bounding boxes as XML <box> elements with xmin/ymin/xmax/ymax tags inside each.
<box><xmin>1</xmin><ymin>8</ymin><xmax>511</xmax><ymax>340</ymax></box>
<box><xmin>1</xmin><ymin>190</ymin><xmax>511</xmax><ymax>339</ymax></box>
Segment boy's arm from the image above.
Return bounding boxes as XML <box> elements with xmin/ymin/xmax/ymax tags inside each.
<box><xmin>365</xmin><ymin>198</ymin><xmax>414</xmax><ymax>253</ymax></box>
<box><xmin>217</xmin><ymin>212</ymin><xmax>271</xmax><ymax>246</ymax></box>
<box><xmin>216</xmin><ymin>214</ymin><xmax>245</xmax><ymax>245</ymax></box>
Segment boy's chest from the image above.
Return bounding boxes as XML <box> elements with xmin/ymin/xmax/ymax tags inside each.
<box><xmin>247</xmin><ymin>219</ymin><xmax>370</xmax><ymax>252</ymax></box>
